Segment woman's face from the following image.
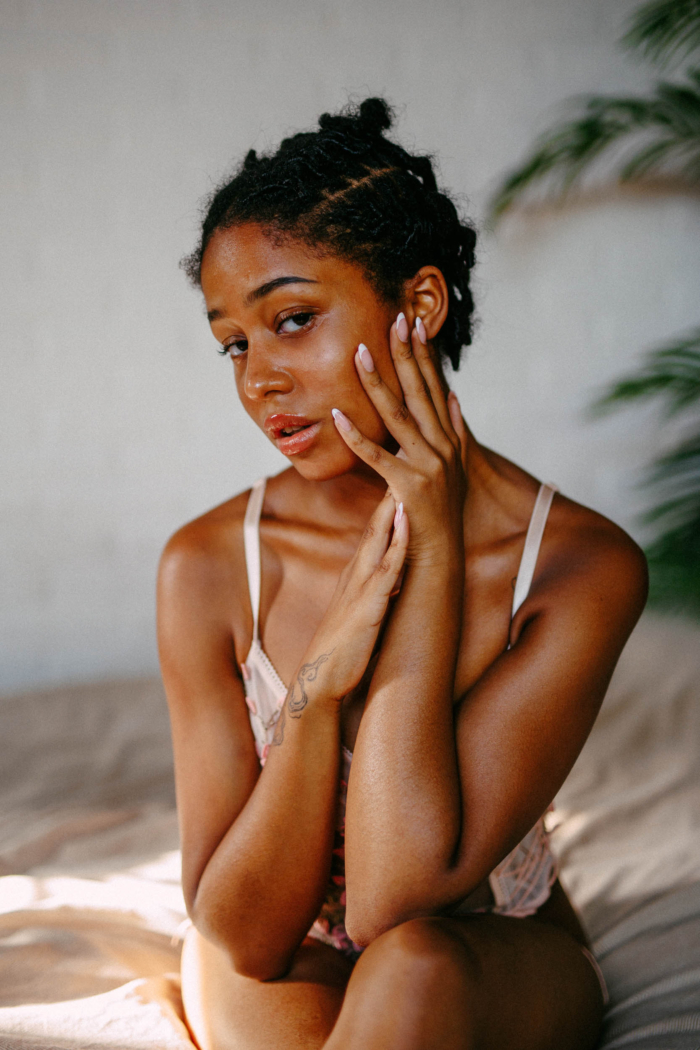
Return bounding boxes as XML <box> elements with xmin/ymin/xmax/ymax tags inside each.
<box><xmin>200</xmin><ymin>223</ymin><xmax>402</xmax><ymax>481</ymax></box>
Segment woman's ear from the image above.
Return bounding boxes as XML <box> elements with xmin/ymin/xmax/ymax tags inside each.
<box><xmin>404</xmin><ymin>266</ymin><xmax>449</xmax><ymax>341</ymax></box>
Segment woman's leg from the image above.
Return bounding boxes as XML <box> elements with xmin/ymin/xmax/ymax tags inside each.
<box><xmin>180</xmin><ymin>926</ymin><xmax>352</xmax><ymax>1050</ymax></box>
<box><xmin>182</xmin><ymin>915</ymin><xmax>604</xmax><ymax>1050</ymax></box>
<box><xmin>325</xmin><ymin>914</ymin><xmax>604</xmax><ymax>1050</ymax></box>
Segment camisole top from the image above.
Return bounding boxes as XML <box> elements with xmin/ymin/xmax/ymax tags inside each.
<box><xmin>240</xmin><ymin>478</ymin><xmax>559</xmax><ymax>958</ymax></box>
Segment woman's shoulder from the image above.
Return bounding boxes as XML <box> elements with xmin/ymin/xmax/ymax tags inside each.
<box><xmin>480</xmin><ymin>449</ymin><xmax>648</xmax><ymax>637</ymax></box>
<box><xmin>524</xmin><ymin>486</ymin><xmax>649</xmax><ymax>638</ymax></box>
<box><xmin>483</xmin><ymin>450</ymin><xmax>647</xmax><ymax>597</ymax></box>
<box><xmin>548</xmin><ymin>490</ymin><xmax>647</xmax><ymax>590</ymax></box>
<box><xmin>160</xmin><ymin>468</ymin><xmax>296</xmax><ymax>561</ymax></box>
<box><xmin>162</xmin><ymin>488</ymin><xmax>250</xmax><ymax>566</ymax></box>
<box><xmin>157</xmin><ymin>486</ymin><xmax>257</xmax><ymax>634</ymax></box>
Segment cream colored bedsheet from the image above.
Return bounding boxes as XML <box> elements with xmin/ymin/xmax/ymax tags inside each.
<box><xmin>550</xmin><ymin>613</ymin><xmax>700</xmax><ymax>942</ymax></box>
<box><xmin>0</xmin><ymin>612</ymin><xmax>698</xmax><ymax>1048</ymax></box>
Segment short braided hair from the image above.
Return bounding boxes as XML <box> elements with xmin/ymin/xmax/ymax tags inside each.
<box><xmin>182</xmin><ymin>98</ymin><xmax>477</xmax><ymax>370</ymax></box>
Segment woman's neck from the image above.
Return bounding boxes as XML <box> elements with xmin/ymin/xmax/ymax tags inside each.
<box><xmin>276</xmin><ymin>417</ymin><xmax>532</xmax><ymax>544</ymax></box>
<box><xmin>278</xmin><ymin>462</ymin><xmax>388</xmax><ymax>535</ymax></box>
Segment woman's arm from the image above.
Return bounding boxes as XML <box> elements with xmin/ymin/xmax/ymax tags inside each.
<box><xmin>157</xmin><ymin>491</ymin><xmax>408</xmax><ymax>979</ymax></box>
<box><xmin>346</xmin><ymin>522</ymin><xmax>646</xmax><ymax>943</ymax></box>
<box><xmin>333</xmin><ymin>319</ymin><xmax>647</xmax><ymax>944</ymax></box>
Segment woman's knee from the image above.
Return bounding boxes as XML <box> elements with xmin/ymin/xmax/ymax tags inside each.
<box><xmin>330</xmin><ymin>918</ymin><xmax>480</xmax><ymax>1050</ymax></box>
<box><xmin>360</xmin><ymin>916</ymin><xmax>481</xmax><ymax>991</ymax></box>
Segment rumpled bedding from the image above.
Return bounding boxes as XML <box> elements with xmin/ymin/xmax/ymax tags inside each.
<box><xmin>0</xmin><ymin>612</ymin><xmax>699</xmax><ymax>1049</ymax></box>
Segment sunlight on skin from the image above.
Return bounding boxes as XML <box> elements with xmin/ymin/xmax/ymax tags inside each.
<box><xmin>201</xmin><ymin>223</ymin><xmax>447</xmax><ymax>488</ymax></box>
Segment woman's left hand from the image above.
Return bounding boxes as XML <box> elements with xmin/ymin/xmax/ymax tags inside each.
<box><xmin>332</xmin><ymin>313</ymin><xmax>468</xmax><ymax>564</ymax></box>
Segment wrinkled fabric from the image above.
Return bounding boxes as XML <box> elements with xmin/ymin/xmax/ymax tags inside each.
<box><xmin>0</xmin><ymin>613</ymin><xmax>699</xmax><ymax>1047</ymax></box>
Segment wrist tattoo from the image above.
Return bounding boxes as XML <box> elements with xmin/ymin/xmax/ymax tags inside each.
<box><xmin>289</xmin><ymin>650</ymin><xmax>333</xmax><ymax>716</ymax></box>
<box><xmin>270</xmin><ymin>649</ymin><xmax>334</xmax><ymax>747</ymax></box>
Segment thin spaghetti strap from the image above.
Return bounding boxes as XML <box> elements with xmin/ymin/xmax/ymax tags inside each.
<box><xmin>511</xmin><ymin>483</ymin><xmax>558</xmax><ymax>619</ymax></box>
<box><xmin>243</xmin><ymin>478</ymin><xmax>267</xmax><ymax>642</ymax></box>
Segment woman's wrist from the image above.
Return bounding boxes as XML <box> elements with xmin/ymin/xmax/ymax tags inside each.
<box><xmin>408</xmin><ymin>538</ymin><xmax>464</xmax><ymax>575</ymax></box>
<box><xmin>286</xmin><ymin>645</ymin><xmax>343</xmax><ymax>714</ymax></box>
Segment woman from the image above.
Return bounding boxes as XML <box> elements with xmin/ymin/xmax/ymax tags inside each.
<box><xmin>158</xmin><ymin>98</ymin><xmax>647</xmax><ymax>1050</ymax></box>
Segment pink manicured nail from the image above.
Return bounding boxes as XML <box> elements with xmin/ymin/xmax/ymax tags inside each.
<box><xmin>396</xmin><ymin>312</ymin><xmax>409</xmax><ymax>343</ymax></box>
<box><xmin>394</xmin><ymin>502</ymin><xmax>404</xmax><ymax>528</ymax></box>
<box><xmin>332</xmin><ymin>408</ymin><xmax>352</xmax><ymax>432</ymax></box>
<box><xmin>358</xmin><ymin>343</ymin><xmax>375</xmax><ymax>372</ymax></box>
<box><xmin>415</xmin><ymin>316</ymin><xmax>427</xmax><ymax>345</ymax></box>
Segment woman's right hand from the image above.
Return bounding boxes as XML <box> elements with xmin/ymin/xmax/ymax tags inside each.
<box><xmin>287</xmin><ymin>492</ymin><xmax>409</xmax><ymax>713</ymax></box>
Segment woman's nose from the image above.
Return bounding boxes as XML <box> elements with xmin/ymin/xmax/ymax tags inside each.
<box><xmin>242</xmin><ymin>345</ymin><xmax>293</xmax><ymax>401</ymax></box>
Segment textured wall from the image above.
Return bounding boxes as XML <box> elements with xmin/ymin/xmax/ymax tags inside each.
<box><xmin>3</xmin><ymin>0</ymin><xmax>699</xmax><ymax>691</ymax></box>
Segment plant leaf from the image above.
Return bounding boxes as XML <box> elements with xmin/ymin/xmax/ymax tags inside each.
<box><xmin>489</xmin><ymin>72</ymin><xmax>700</xmax><ymax>218</ymax></box>
<box><xmin>592</xmin><ymin>330</ymin><xmax>700</xmax><ymax>418</ymax></box>
<box><xmin>641</xmin><ymin>440</ymin><xmax>700</xmax><ymax>617</ymax></box>
<box><xmin>591</xmin><ymin>328</ymin><xmax>700</xmax><ymax>617</ymax></box>
<box><xmin>645</xmin><ymin>513</ymin><xmax>700</xmax><ymax>616</ymax></box>
<box><xmin>621</xmin><ymin>0</ymin><xmax>700</xmax><ymax>69</ymax></box>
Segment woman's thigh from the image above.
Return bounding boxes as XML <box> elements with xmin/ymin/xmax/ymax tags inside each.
<box><xmin>325</xmin><ymin>914</ymin><xmax>605</xmax><ymax>1050</ymax></box>
<box><xmin>180</xmin><ymin>927</ymin><xmax>353</xmax><ymax>1050</ymax></box>
<box><xmin>182</xmin><ymin>915</ymin><xmax>604</xmax><ymax>1050</ymax></box>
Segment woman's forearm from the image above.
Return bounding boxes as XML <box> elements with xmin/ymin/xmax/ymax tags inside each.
<box><xmin>345</xmin><ymin>553</ymin><xmax>465</xmax><ymax>942</ymax></box>
<box><xmin>190</xmin><ymin>495</ymin><xmax>410</xmax><ymax>976</ymax></box>
<box><xmin>192</xmin><ymin>679</ymin><xmax>341</xmax><ymax>980</ymax></box>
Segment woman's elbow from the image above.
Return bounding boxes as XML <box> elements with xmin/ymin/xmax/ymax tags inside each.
<box><xmin>344</xmin><ymin>892</ymin><xmax>417</xmax><ymax>948</ymax></box>
<box><xmin>200</xmin><ymin>927</ymin><xmax>293</xmax><ymax>982</ymax></box>
<box><xmin>189</xmin><ymin>903</ymin><xmax>293</xmax><ymax>982</ymax></box>
<box><xmin>227</xmin><ymin>947</ymin><xmax>292</xmax><ymax>982</ymax></box>
<box><xmin>344</xmin><ymin>867</ymin><xmax>480</xmax><ymax>946</ymax></box>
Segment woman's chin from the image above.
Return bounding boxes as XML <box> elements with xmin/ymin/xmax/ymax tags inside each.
<box><xmin>285</xmin><ymin>447</ymin><xmax>362</xmax><ymax>483</ymax></box>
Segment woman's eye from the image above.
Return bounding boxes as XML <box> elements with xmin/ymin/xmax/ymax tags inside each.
<box><xmin>279</xmin><ymin>312</ymin><xmax>313</xmax><ymax>334</ymax></box>
<box><xmin>219</xmin><ymin>339</ymin><xmax>248</xmax><ymax>358</ymax></box>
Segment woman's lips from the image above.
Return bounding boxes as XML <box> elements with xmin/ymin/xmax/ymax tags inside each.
<box><xmin>265</xmin><ymin>414</ymin><xmax>323</xmax><ymax>456</ymax></box>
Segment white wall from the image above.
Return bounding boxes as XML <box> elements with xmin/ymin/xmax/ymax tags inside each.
<box><xmin>2</xmin><ymin>0</ymin><xmax>699</xmax><ymax>692</ymax></box>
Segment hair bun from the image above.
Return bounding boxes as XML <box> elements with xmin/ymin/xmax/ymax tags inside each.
<box><xmin>318</xmin><ymin>97</ymin><xmax>393</xmax><ymax>141</ymax></box>
<box><xmin>357</xmin><ymin>97</ymin><xmax>393</xmax><ymax>135</ymax></box>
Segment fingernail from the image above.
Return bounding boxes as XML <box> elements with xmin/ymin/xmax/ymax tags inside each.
<box><xmin>394</xmin><ymin>502</ymin><xmax>404</xmax><ymax>528</ymax></box>
<box><xmin>331</xmin><ymin>407</ymin><xmax>352</xmax><ymax>432</ymax></box>
<box><xmin>448</xmin><ymin>391</ymin><xmax>462</xmax><ymax>428</ymax></box>
<box><xmin>396</xmin><ymin>312</ymin><xmax>409</xmax><ymax>343</ymax></box>
<box><xmin>415</xmin><ymin>317</ymin><xmax>427</xmax><ymax>345</ymax></box>
<box><xmin>358</xmin><ymin>343</ymin><xmax>375</xmax><ymax>372</ymax></box>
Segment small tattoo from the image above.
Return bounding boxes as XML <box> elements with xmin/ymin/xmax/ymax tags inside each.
<box><xmin>269</xmin><ymin>649</ymin><xmax>334</xmax><ymax>746</ymax></box>
<box><xmin>288</xmin><ymin>650</ymin><xmax>333</xmax><ymax>717</ymax></box>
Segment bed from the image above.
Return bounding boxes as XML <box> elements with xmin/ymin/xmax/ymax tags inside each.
<box><xmin>1</xmin><ymin>610</ymin><xmax>699</xmax><ymax>1049</ymax></box>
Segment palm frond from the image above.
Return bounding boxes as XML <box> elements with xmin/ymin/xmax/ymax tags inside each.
<box><xmin>592</xmin><ymin>331</ymin><xmax>700</xmax><ymax>618</ymax></box>
<box><xmin>648</xmin><ymin>431</ymin><xmax>700</xmax><ymax>481</ymax></box>
<box><xmin>489</xmin><ymin>71</ymin><xmax>700</xmax><ymax>218</ymax></box>
<box><xmin>644</xmin><ymin>437</ymin><xmax>700</xmax><ymax>532</ymax></box>
<box><xmin>593</xmin><ymin>329</ymin><xmax>700</xmax><ymax>418</ymax></box>
<box><xmin>491</xmin><ymin>0</ymin><xmax>700</xmax><ymax>616</ymax></box>
<box><xmin>621</xmin><ymin>0</ymin><xmax>700</xmax><ymax>68</ymax></box>
<box><xmin>645</xmin><ymin>512</ymin><xmax>700</xmax><ymax>615</ymax></box>
<box><xmin>640</xmin><ymin>436</ymin><xmax>700</xmax><ymax>616</ymax></box>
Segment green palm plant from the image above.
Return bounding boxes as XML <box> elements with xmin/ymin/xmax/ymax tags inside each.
<box><xmin>490</xmin><ymin>0</ymin><xmax>700</xmax><ymax>617</ymax></box>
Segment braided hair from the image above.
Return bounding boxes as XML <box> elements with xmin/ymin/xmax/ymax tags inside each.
<box><xmin>182</xmin><ymin>98</ymin><xmax>477</xmax><ymax>370</ymax></box>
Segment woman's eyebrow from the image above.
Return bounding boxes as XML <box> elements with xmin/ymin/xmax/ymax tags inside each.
<box><xmin>246</xmin><ymin>275</ymin><xmax>317</xmax><ymax>305</ymax></box>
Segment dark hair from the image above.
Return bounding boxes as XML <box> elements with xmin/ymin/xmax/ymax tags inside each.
<box><xmin>182</xmin><ymin>98</ymin><xmax>477</xmax><ymax>370</ymax></box>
